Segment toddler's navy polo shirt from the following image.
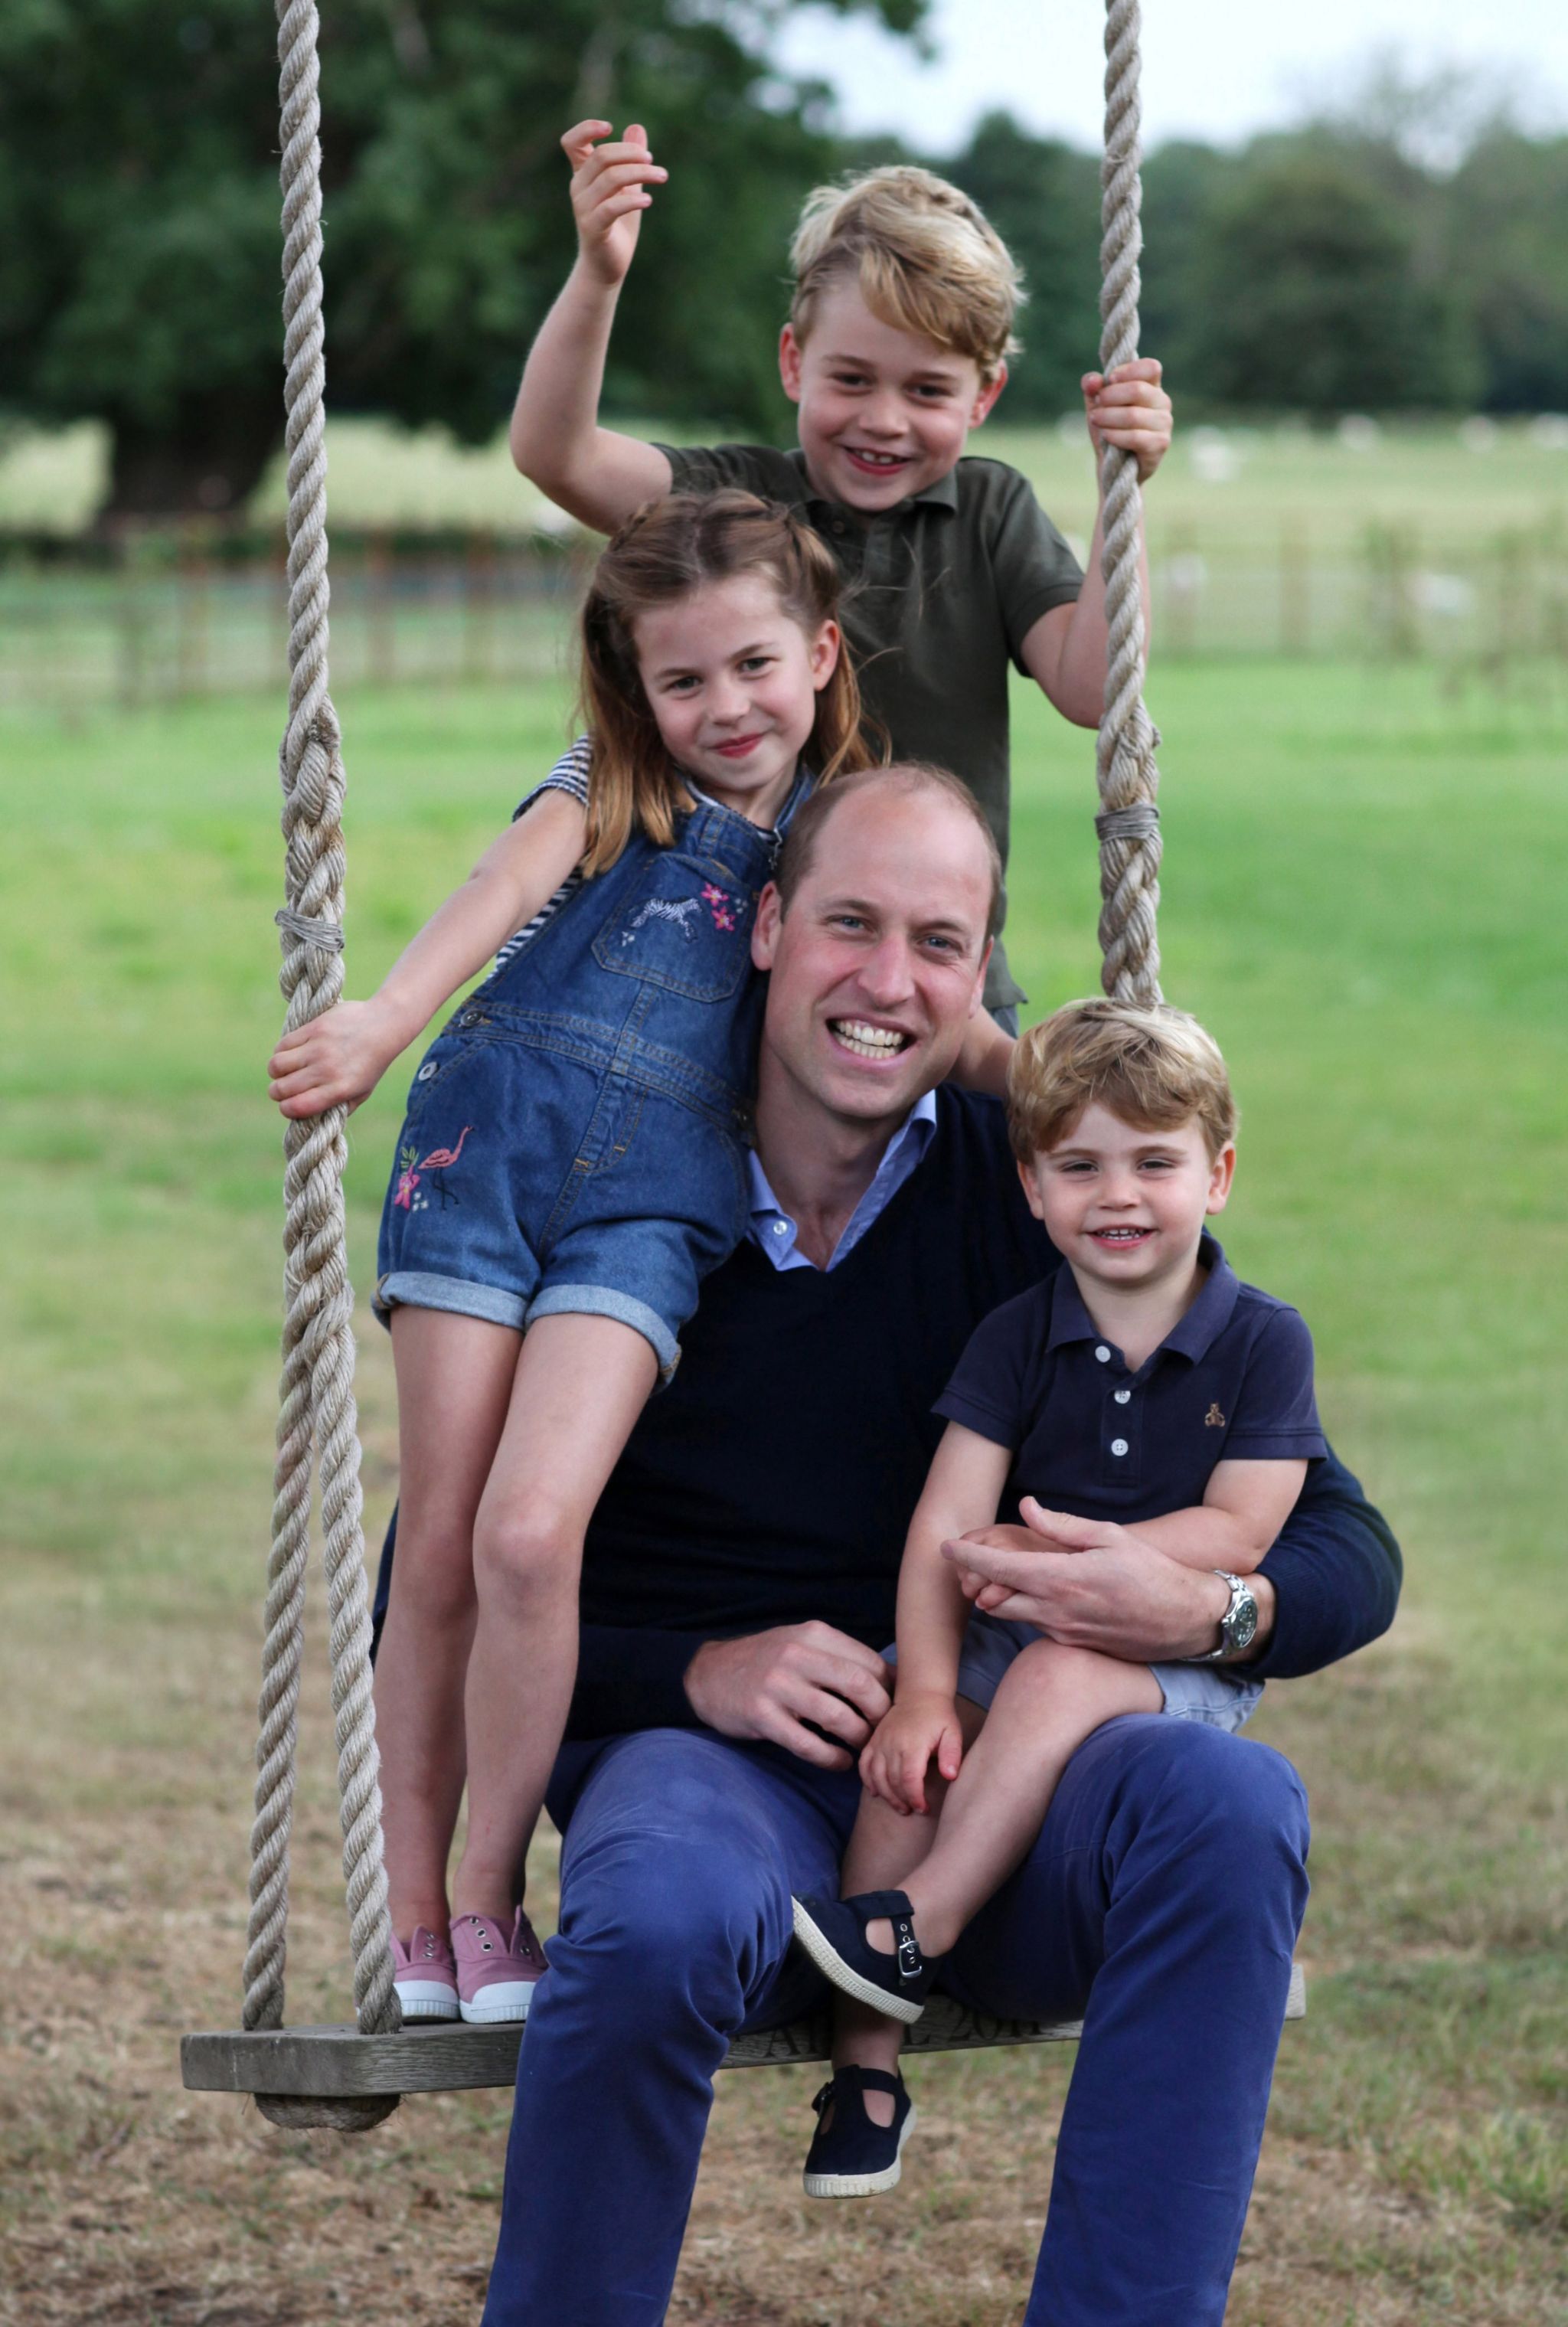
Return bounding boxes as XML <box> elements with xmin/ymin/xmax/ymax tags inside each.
<box><xmin>935</xmin><ymin>1234</ymin><xmax>1325</xmax><ymax>1524</ymax></box>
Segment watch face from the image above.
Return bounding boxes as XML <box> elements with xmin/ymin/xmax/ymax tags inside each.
<box><xmin>1229</xmin><ymin>1593</ymin><xmax>1259</xmax><ymax>1652</ymax></box>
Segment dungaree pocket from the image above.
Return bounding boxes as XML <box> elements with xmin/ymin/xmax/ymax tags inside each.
<box><xmin>591</xmin><ymin>852</ymin><xmax>754</xmax><ymax>1003</ymax></box>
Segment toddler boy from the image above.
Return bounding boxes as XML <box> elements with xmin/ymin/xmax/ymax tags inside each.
<box><xmin>788</xmin><ymin>998</ymin><xmax>1325</xmax><ymax>2197</ymax></box>
<box><xmin>510</xmin><ymin>124</ymin><xmax>1174</xmax><ymax>1016</ymax></box>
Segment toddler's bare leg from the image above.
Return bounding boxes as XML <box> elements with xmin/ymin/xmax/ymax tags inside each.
<box><xmin>829</xmin><ymin>1701</ymin><xmax>986</xmax><ymax>2123</ymax></box>
<box><xmin>377</xmin><ymin>1307</ymin><xmax>521</xmax><ymax>1941</ymax></box>
<box><xmin>455</xmin><ymin>1312</ymin><xmax>658</xmax><ymax>1921</ymax></box>
<box><xmin>889</xmin><ymin>1643</ymin><xmax>1162</xmax><ymax>1959</ymax></box>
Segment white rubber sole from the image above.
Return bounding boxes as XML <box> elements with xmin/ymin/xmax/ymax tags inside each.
<box><xmin>790</xmin><ymin>1897</ymin><xmax>927</xmax><ymax>2025</ymax></box>
<box><xmin>459</xmin><ymin>1982</ymin><xmax>537</xmax><ymax>2025</ymax></box>
<box><xmin>394</xmin><ymin>1981</ymin><xmax>460</xmax><ymax>2021</ymax></box>
<box><xmin>803</xmin><ymin>2106</ymin><xmax>918</xmax><ymax>2200</ymax></box>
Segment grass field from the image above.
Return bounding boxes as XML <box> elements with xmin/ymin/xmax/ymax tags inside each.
<box><xmin>2</xmin><ymin>657</ymin><xmax>1566</xmax><ymax>2324</ymax></box>
<box><xmin>7</xmin><ymin>418</ymin><xmax>1568</xmax><ymax>710</ymax></box>
<box><xmin>6</xmin><ymin>412</ymin><xmax>1568</xmax><ymax>554</ymax></box>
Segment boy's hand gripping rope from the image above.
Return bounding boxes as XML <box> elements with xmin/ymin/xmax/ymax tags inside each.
<box><xmin>243</xmin><ymin>0</ymin><xmax>402</xmax><ymax>2134</ymax></box>
<box><xmin>1095</xmin><ymin>0</ymin><xmax>1162</xmax><ymax>1004</ymax></box>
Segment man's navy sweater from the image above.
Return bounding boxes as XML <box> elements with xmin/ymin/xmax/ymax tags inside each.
<box><xmin>566</xmin><ymin>1090</ymin><xmax>1402</xmax><ymax>1737</ymax></box>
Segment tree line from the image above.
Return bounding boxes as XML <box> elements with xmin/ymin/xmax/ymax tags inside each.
<box><xmin>2</xmin><ymin>2</ymin><xmax>1565</xmax><ymax>518</ymax></box>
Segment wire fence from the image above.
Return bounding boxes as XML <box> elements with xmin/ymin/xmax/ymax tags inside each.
<box><xmin>4</xmin><ymin>515</ymin><xmax>1568</xmax><ymax>712</ymax></box>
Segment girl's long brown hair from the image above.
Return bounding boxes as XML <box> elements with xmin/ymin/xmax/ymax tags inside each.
<box><xmin>577</xmin><ymin>489</ymin><xmax>875</xmax><ymax>876</ymax></box>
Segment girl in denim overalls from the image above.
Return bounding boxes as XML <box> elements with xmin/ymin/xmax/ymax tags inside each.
<box><xmin>269</xmin><ymin>492</ymin><xmax>874</xmax><ymax>2021</ymax></box>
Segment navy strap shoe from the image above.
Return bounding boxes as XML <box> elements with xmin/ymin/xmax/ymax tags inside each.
<box><xmin>790</xmin><ymin>1889</ymin><xmax>936</xmax><ymax>2023</ymax></box>
<box><xmin>802</xmin><ymin>2067</ymin><xmax>917</xmax><ymax>2199</ymax></box>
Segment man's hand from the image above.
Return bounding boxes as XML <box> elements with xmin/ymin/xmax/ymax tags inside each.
<box><xmin>562</xmin><ymin>119</ymin><xmax>667</xmax><ymax>289</ymax></box>
<box><xmin>683</xmin><ymin>1623</ymin><xmax>893</xmax><ymax>1770</ymax></box>
<box><xmin>268</xmin><ymin>998</ymin><xmax>410</xmax><ymax>1119</ymax></box>
<box><xmin>859</xmin><ymin>1690</ymin><xmax>964</xmax><ymax>1816</ymax></box>
<box><xmin>944</xmin><ymin>1499</ymin><xmax>1272</xmax><ymax>1664</ymax></box>
<box><xmin>1082</xmin><ymin>358</ymin><xmax>1172</xmax><ymax>484</ymax></box>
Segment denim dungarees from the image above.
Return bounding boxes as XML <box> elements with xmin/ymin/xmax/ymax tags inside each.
<box><xmin>375</xmin><ymin>782</ymin><xmax>801</xmax><ymax>1378</ymax></box>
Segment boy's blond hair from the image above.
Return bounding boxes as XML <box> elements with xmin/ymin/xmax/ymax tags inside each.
<box><xmin>1007</xmin><ymin>1000</ymin><xmax>1239</xmax><ymax>1164</ymax></box>
<box><xmin>789</xmin><ymin>165</ymin><xmax>1023</xmax><ymax>384</ymax></box>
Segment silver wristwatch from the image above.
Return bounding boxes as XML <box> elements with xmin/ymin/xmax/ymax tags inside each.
<box><xmin>1190</xmin><ymin>1570</ymin><xmax>1258</xmax><ymax>1663</ymax></box>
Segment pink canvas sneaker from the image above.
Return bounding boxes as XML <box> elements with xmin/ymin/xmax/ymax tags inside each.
<box><xmin>452</xmin><ymin>1909</ymin><xmax>549</xmax><ymax>2024</ymax></box>
<box><xmin>391</xmin><ymin>1924</ymin><xmax>460</xmax><ymax>2021</ymax></box>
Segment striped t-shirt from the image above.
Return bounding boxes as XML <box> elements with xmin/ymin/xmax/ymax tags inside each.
<box><xmin>491</xmin><ymin>736</ymin><xmax>594</xmax><ymax>973</ymax></box>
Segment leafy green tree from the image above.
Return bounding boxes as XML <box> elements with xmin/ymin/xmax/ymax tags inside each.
<box><xmin>1138</xmin><ymin>139</ymin><xmax>1243</xmax><ymax>391</ymax></box>
<box><xmin>0</xmin><ymin>0</ymin><xmax>922</xmax><ymax>517</ymax></box>
<box><xmin>944</xmin><ymin>113</ymin><xmax>1100</xmax><ymax>418</ymax></box>
<box><xmin>1447</xmin><ymin>132</ymin><xmax>1568</xmax><ymax>413</ymax></box>
<box><xmin>1187</xmin><ymin>139</ymin><xmax>1478</xmax><ymax>414</ymax></box>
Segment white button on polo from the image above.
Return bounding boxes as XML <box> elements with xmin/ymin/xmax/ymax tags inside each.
<box><xmin>1114</xmin><ymin>1388</ymin><xmax>1132</xmax><ymax>1404</ymax></box>
<box><xmin>772</xmin><ymin>1221</ymin><xmax>789</xmax><ymax>1235</ymax></box>
<box><xmin>1094</xmin><ymin>1345</ymin><xmax>1111</xmax><ymax>1364</ymax></box>
<box><xmin>1111</xmin><ymin>1437</ymin><xmax>1129</xmax><ymax>1457</ymax></box>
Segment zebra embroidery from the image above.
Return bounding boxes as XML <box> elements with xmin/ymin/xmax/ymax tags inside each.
<box><xmin>622</xmin><ymin>896</ymin><xmax>702</xmax><ymax>945</ymax></box>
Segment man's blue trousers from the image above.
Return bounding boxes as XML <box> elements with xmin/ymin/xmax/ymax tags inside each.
<box><xmin>481</xmin><ymin>1715</ymin><xmax>1309</xmax><ymax>2326</ymax></box>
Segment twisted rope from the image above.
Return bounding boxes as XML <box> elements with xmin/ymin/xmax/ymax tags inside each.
<box><xmin>243</xmin><ymin>0</ymin><xmax>401</xmax><ymax>2124</ymax></box>
<box><xmin>1095</xmin><ymin>0</ymin><xmax>1162</xmax><ymax>1002</ymax></box>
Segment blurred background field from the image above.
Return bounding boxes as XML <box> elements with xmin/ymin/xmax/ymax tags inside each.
<box><xmin>5</xmin><ymin>414</ymin><xmax>1568</xmax><ymax>708</ymax></box>
<box><xmin>4</xmin><ymin>2</ymin><xmax>1567</xmax><ymax>2319</ymax></box>
<box><xmin>2</xmin><ymin>651</ymin><xmax>1564</xmax><ymax>2324</ymax></box>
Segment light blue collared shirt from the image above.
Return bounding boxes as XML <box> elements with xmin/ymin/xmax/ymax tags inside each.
<box><xmin>746</xmin><ymin>1089</ymin><xmax>941</xmax><ymax>1272</ymax></box>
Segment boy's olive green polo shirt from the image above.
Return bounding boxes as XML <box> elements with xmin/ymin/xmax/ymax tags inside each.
<box><xmin>661</xmin><ymin>443</ymin><xmax>1083</xmax><ymax>1011</ymax></box>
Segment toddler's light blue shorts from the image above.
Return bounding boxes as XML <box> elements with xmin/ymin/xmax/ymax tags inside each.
<box><xmin>888</xmin><ymin>1610</ymin><xmax>1263</xmax><ymax>1733</ymax></box>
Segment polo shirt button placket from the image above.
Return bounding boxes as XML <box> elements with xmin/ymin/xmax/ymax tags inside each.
<box><xmin>1103</xmin><ymin>1358</ymin><xmax>1138</xmax><ymax>1482</ymax></box>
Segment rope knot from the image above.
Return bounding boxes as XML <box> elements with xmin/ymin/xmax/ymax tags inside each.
<box><xmin>1095</xmin><ymin>803</ymin><xmax>1161</xmax><ymax>845</ymax></box>
<box><xmin>275</xmin><ymin>905</ymin><xmax>345</xmax><ymax>955</ymax></box>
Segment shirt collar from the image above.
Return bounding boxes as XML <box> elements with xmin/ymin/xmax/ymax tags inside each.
<box><xmin>747</xmin><ymin>1089</ymin><xmax>940</xmax><ymax>1272</ymax></box>
<box><xmin>791</xmin><ymin>447</ymin><xmax>959</xmax><ymax>521</ymax></box>
<box><xmin>1046</xmin><ymin>1232</ymin><xmax>1239</xmax><ymax>1363</ymax></box>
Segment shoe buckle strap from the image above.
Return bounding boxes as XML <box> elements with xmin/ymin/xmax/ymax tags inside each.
<box><xmin>891</xmin><ymin>1914</ymin><xmax>924</xmax><ymax>1983</ymax></box>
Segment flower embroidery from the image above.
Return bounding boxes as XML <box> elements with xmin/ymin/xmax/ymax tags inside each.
<box><xmin>702</xmin><ymin>882</ymin><xmax>739</xmax><ymax>932</ymax></box>
<box><xmin>394</xmin><ymin>1145</ymin><xmax>421</xmax><ymax>1210</ymax></box>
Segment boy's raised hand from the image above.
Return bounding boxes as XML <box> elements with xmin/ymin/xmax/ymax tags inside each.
<box><xmin>562</xmin><ymin>119</ymin><xmax>667</xmax><ymax>287</ymax></box>
<box><xmin>1082</xmin><ymin>357</ymin><xmax>1173</xmax><ymax>483</ymax></box>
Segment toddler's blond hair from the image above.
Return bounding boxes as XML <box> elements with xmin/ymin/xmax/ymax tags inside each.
<box><xmin>789</xmin><ymin>165</ymin><xmax>1022</xmax><ymax>384</ymax></box>
<box><xmin>1008</xmin><ymin>1000</ymin><xmax>1239</xmax><ymax>1164</ymax></box>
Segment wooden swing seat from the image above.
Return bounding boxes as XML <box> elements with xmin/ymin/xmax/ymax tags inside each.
<box><xmin>181</xmin><ymin>1963</ymin><xmax>1304</xmax><ymax>2102</ymax></box>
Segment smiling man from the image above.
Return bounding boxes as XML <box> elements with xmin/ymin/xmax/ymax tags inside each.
<box><xmin>460</xmin><ymin>764</ymin><xmax>1403</xmax><ymax>2327</ymax></box>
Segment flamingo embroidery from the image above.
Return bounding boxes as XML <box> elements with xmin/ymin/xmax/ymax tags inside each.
<box><xmin>394</xmin><ymin>1124</ymin><xmax>475</xmax><ymax>1211</ymax></box>
<box><xmin>420</xmin><ymin>1125</ymin><xmax>474</xmax><ymax>1172</ymax></box>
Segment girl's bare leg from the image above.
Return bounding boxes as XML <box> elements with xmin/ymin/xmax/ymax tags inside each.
<box><xmin>828</xmin><ymin>1700</ymin><xmax>987</xmax><ymax>2125</ymax></box>
<box><xmin>453</xmin><ymin>1312</ymin><xmax>658</xmax><ymax>1922</ymax></box>
<box><xmin>875</xmin><ymin>1642</ymin><xmax>1162</xmax><ymax>1961</ymax></box>
<box><xmin>377</xmin><ymin>1307</ymin><xmax>523</xmax><ymax>1942</ymax></box>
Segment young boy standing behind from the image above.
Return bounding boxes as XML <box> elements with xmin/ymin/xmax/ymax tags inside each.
<box><xmin>511</xmin><ymin>123</ymin><xmax>1174</xmax><ymax>1018</ymax></box>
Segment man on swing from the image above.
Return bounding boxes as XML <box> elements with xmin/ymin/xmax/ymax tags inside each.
<box><xmin>397</xmin><ymin>763</ymin><xmax>1400</xmax><ymax>2325</ymax></box>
